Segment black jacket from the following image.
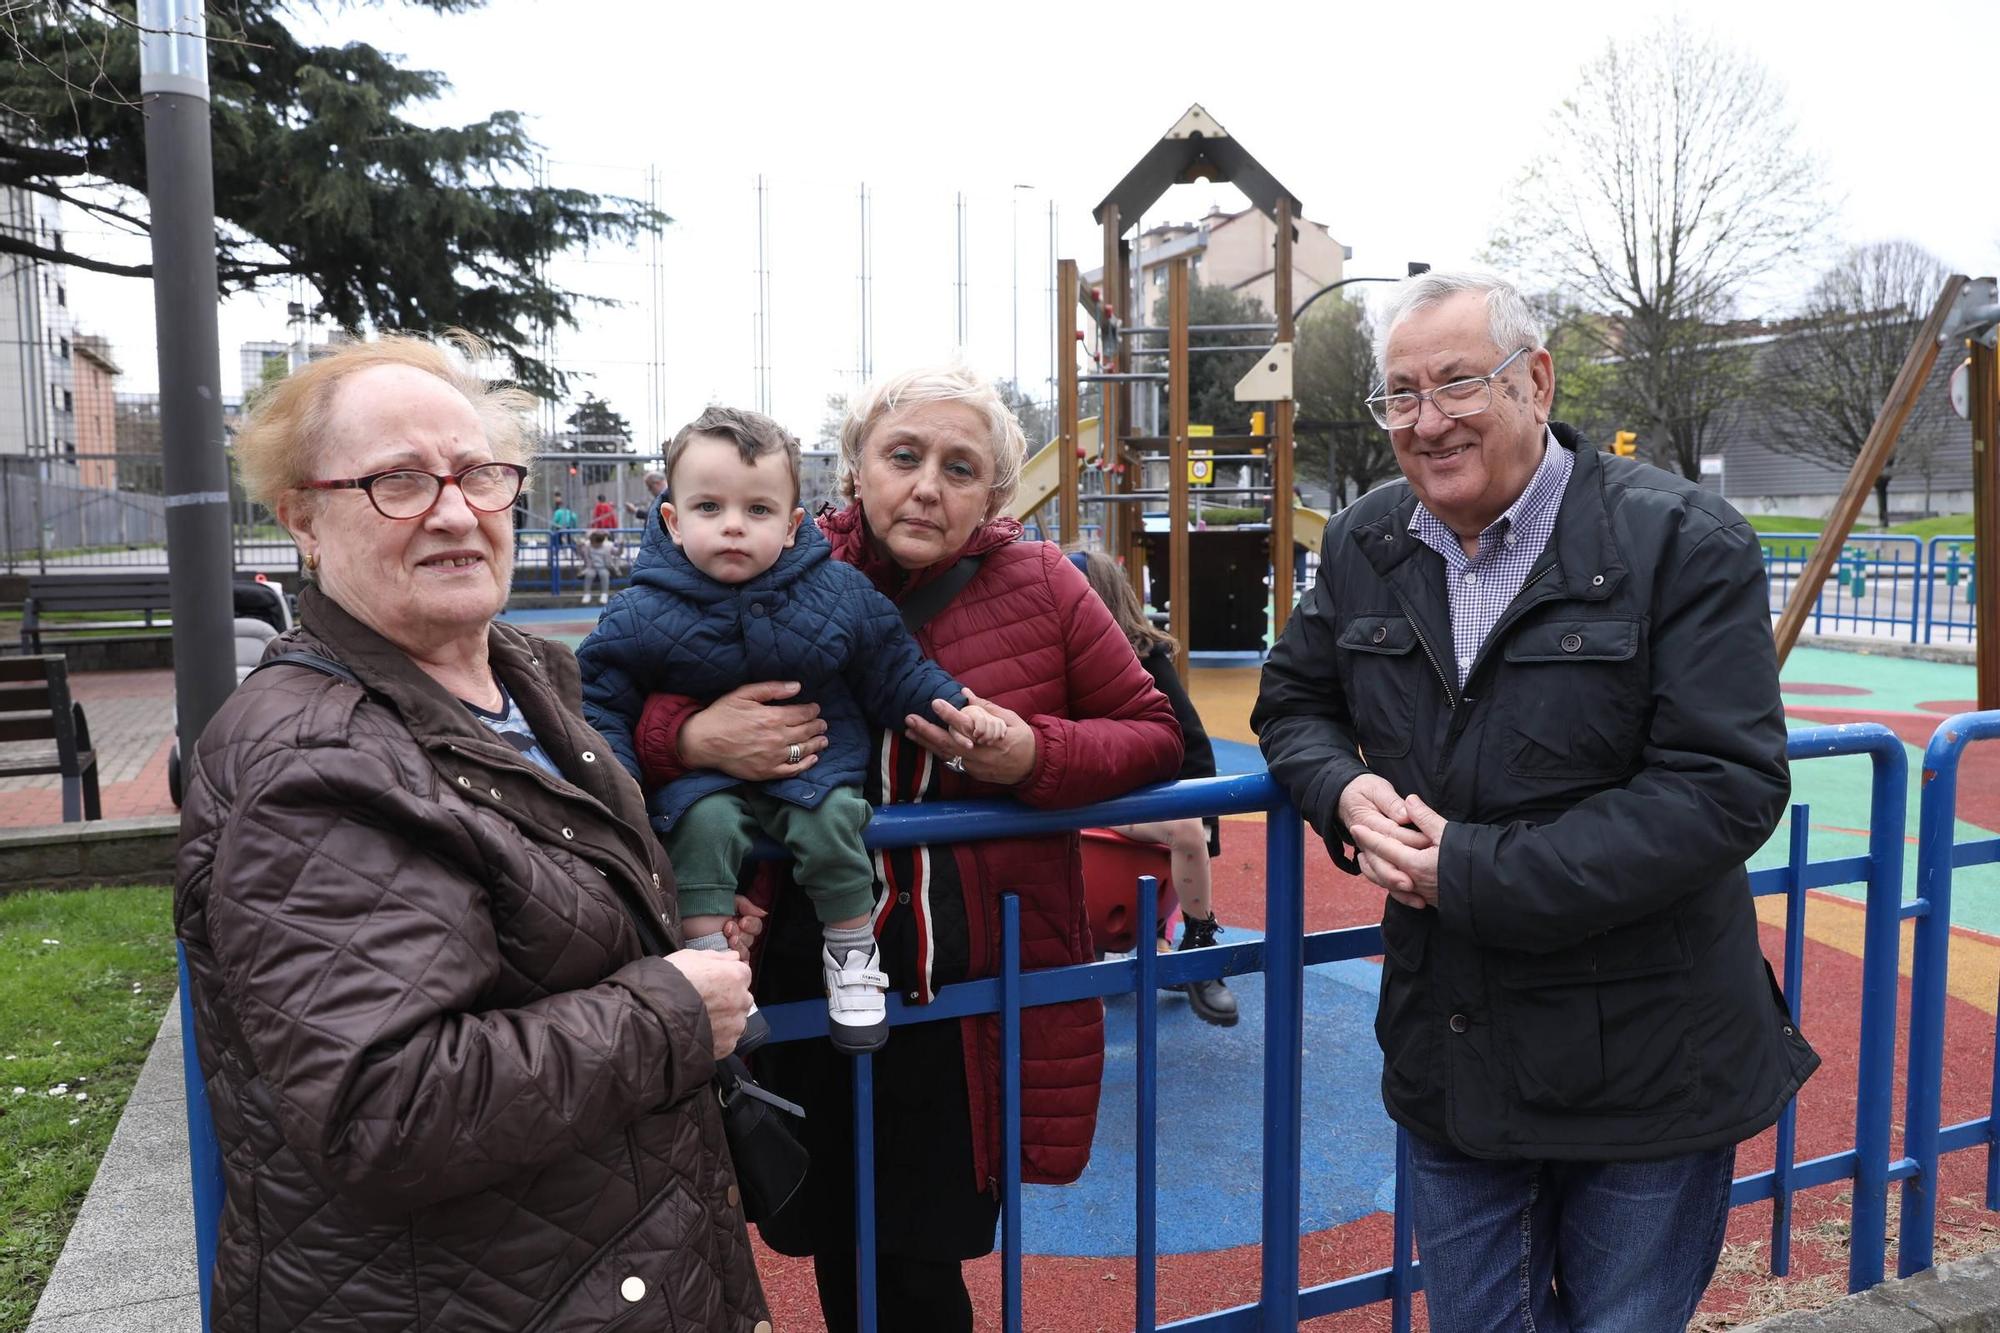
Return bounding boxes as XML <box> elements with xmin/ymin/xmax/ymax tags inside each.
<box><xmin>1253</xmin><ymin>428</ymin><xmax>1818</xmax><ymax>1159</ymax></box>
<box><xmin>1139</xmin><ymin>644</ymin><xmax>1222</xmax><ymax>858</ymax></box>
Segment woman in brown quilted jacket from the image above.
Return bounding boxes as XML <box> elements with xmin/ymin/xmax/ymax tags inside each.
<box><xmin>174</xmin><ymin>333</ymin><xmax>771</xmax><ymax>1332</ymax></box>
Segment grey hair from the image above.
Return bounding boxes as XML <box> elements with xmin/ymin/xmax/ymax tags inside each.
<box><xmin>1372</xmin><ymin>270</ymin><xmax>1546</xmax><ymax>378</ymax></box>
<box><xmin>837</xmin><ymin>362</ymin><xmax>1027</xmax><ymax>518</ymax></box>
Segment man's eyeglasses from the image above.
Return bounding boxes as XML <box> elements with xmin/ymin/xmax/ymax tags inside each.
<box><xmin>300</xmin><ymin>462</ymin><xmax>528</xmax><ymax>520</ymax></box>
<box><xmin>1365</xmin><ymin>347</ymin><xmax>1532</xmax><ymax>431</ymax></box>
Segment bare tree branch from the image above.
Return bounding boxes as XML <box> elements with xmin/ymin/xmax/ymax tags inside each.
<box><xmin>1489</xmin><ymin>19</ymin><xmax>1834</xmax><ymax>478</ymax></box>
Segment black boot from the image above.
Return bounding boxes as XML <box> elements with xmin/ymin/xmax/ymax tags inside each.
<box><xmin>1177</xmin><ymin>913</ymin><xmax>1239</xmax><ymax>1027</ymax></box>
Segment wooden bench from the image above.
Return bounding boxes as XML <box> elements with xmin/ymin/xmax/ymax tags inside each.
<box><xmin>0</xmin><ymin>655</ymin><xmax>102</xmax><ymax>821</ymax></box>
<box><xmin>20</xmin><ymin>573</ymin><xmax>176</xmax><ymax>654</ymax></box>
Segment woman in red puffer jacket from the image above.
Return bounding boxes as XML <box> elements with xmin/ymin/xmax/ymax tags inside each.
<box><xmin>626</xmin><ymin>364</ymin><xmax>1182</xmax><ymax>1333</ymax></box>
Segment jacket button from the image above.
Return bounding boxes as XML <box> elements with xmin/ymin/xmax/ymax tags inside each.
<box><xmin>726</xmin><ymin>1184</ymin><xmax>740</xmax><ymax>1208</ymax></box>
<box><xmin>620</xmin><ymin>1276</ymin><xmax>645</xmax><ymax>1303</ymax></box>
<box><xmin>1449</xmin><ymin>1013</ymin><xmax>1469</xmax><ymax>1034</ymax></box>
<box><xmin>561</xmin><ymin>828</ymin><xmax>575</xmax><ymax>840</ymax></box>
<box><xmin>1560</xmin><ymin>633</ymin><xmax>1582</xmax><ymax>653</ymax></box>
<box><xmin>751</xmin><ymin>604</ymin><xmax>767</xmax><ymax>617</ymax></box>
<box><xmin>1371</xmin><ymin>625</ymin><xmax>1387</xmax><ymax>644</ymax></box>
<box><xmin>897</xmin><ymin>891</ymin><xmax>911</xmax><ymax>905</ymax></box>
<box><xmin>581</xmin><ymin>751</ymin><xmax>597</xmax><ymax>763</ymax></box>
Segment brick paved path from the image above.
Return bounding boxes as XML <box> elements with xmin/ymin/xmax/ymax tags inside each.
<box><xmin>0</xmin><ymin>669</ymin><xmax>178</xmax><ymax>826</ymax></box>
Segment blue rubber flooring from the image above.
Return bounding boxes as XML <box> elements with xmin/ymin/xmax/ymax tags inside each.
<box><xmin>1021</xmin><ymin>933</ymin><xmax>1391</xmax><ymax>1257</ymax></box>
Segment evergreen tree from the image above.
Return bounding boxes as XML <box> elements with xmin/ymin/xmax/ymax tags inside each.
<box><xmin>1</xmin><ymin>1</ymin><xmax>664</xmax><ymax>394</ymax></box>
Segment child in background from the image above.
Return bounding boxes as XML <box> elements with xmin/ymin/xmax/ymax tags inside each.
<box><xmin>578</xmin><ymin>529</ymin><xmax>622</xmax><ymax>605</ymax></box>
<box><xmin>579</xmin><ymin>406</ymin><xmax>1006</xmax><ymax>1053</ymax></box>
<box><xmin>1071</xmin><ymin>549</ymin><xmax>1237</xmax><ymax>1027</ymax></box>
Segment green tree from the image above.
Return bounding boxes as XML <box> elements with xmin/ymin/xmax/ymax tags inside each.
<box><xmin>1</xmin><ymin>1</ymin><xmax>664</xmax><ymax>395</ymax></box>
<box><xmin>562</xmin><ymin>394</ymin><xmax>633</xmax><ymax>452</ymax></box>
<box><xmin>1147</xmin><ymin>282</ymin><xmax>1274</xmax><ymax>435</ymax></box>
<box><xmin>1294</xmin><ymin>295</ymin><xmax>1394</xmax><ymax>505</ymax></box>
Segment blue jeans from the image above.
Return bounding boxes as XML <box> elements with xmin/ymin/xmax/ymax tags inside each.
<box><xmin>1404</xmin><ymin>1132</ymin><xmax>1735</xmax><ymax>1333</ymax></box>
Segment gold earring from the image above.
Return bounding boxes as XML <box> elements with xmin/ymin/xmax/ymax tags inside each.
<box><xmin>304</xmin><ymin>552</ymin><xmax>320</xmax><ymax>573</ymax></box>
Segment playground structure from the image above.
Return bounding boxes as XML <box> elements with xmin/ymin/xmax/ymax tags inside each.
<box><xmin>1008</xmin><ymin>106</ymin><xmax>1323</xmax><ymax>677</ymax></box>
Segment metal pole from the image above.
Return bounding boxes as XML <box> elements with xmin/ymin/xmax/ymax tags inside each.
<box><xmin>140</xmin><ymin>0</ymin><xmax>236</xmax><ymax>752</ymax></box>
<box><xmin>1168</xmin><ymin>257</ymin><xmax>1190</xmax><ymax>681</ymax></box>
<box><xmin>1969</xmin><ymin>334</ymin><xmax>1997</xmax><ymax>708</ymax></box>
<box><xmin>1273</xmin><ymin>198</ymin><xmax>1297</xmax><ymax>631</ymax></box>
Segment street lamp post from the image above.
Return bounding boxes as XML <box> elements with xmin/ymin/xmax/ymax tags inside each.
<box><xmin>140</xmin><ymin>0</ymin><xmax>237</xmax><ymax>754</ymax></box>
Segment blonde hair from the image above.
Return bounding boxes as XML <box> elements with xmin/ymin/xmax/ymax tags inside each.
<box><xmin>1073</xmin><ymin>547</ymin><xmax>1175</xmax><ymax>657</ymax></box>
<box><xmin>836</xmin><ymin>362</ymin><xmax>1027</xmax><ymax>518</ymax></box>
<box><xmin>233</xmin><ymin>331</ymin><xmax>539</xmax><ymax>513</ymax></box>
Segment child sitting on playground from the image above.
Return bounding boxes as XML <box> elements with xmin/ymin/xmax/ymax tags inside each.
<box><xmin>578</xmin><ymin>406</ymin><xmax>1005</xmax><ymax>1053</ymax></box>
<box><xmin>578</xmin><ymin>530</ymin><xmax>623</xmax><ymax>605</ymax></box>
<box><xmin>1072</xmin><ymin>549</ymin><xmax>1237</xmax><ymax>1026</ymax></box>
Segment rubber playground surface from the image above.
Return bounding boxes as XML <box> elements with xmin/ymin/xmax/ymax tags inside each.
<box><xmin>507</xmin><ymin>607</ymin><xmax>2000</xmax><ymax>1330</ymax></box>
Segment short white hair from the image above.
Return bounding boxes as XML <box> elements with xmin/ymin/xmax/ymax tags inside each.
<box><xmin>837</xmin><ymin>362</ymin><xmax>1027</xmax><ymax>518</ymax></box>
<box><xmin>1373</xmin><ymin>271</ymin><xmax>1546</xmax><ymax>379</ymax></box>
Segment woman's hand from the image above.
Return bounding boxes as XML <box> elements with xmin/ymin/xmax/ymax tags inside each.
<box><xmin>661</xmin><ymin>948</ymin><xmax>754</xmax><ymax>1060</ymax></box>
<box><xmin>906</xmin><ymin>689</ymin><xmax>1037</xmax><ymax>786</ymax></box>
<box><xmin>678</xmin><ymin>681</ymin><xmax>828</xmax><ymax>781</ymax></box>
<box><xmin>721</xmin><ymin>894</ymin><xmax>767</xmax><ymax>963</ymax></box>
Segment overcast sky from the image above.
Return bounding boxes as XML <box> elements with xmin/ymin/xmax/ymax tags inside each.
<box><xmin>64</xmin><ymin>0</ymin><xmax>2000</xmax><ymax>446</ymax></box>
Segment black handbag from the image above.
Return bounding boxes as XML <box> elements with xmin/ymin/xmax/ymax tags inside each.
<box><xmin>714</xmin><ymin>1053</ymin><xmax>810</xmax><ymax>1223</ymax></box>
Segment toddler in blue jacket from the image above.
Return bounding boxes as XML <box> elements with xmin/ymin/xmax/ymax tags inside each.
<box><xmin>578</xmin><ymin>407</ymin><xmax>1003</xmax><ymax>1052</ymax></box>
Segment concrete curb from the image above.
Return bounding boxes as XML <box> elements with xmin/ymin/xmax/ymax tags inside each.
<box><xmin>1797</xmin><ymin>633</ymin><xmax>1977</xmax><ymax>667</ymax></box>
<box><xmin>0</xmin><ymin>815</ymin><xmax>180</xmax><ymax>893</ymax></box>
<box><xmin>1737</xmin><ymin>1250</ymin><xmax>2000</xmax><ymax>1331</ymax></box>
<box><xmin>27</xmin><ymin>1000</ymin><xmax>200</xmax><ymax>1332</ymax></box>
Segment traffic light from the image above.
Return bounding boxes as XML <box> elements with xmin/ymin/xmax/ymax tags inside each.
<box><xmin>1611</xmin><ymin>431</ymin><xmax>1638</xmax><ymax>458</ymax></box>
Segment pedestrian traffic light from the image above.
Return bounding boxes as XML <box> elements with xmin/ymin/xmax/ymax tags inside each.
<box><xmin>1611</xmin><ymin>431</ymin><xmax>1638</xmax><ymax>457</ymax></box>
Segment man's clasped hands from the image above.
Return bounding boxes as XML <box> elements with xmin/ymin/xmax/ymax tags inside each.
<box><xmin>1338</xmin><ymin>773</ymin><xmax>1451</xmax><ymax>911</ymax></box>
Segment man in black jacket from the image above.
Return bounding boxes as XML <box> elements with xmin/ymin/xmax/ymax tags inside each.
<box><xmin>1253</xmin><ymin>271</ymin><xmax>1817</xmax><ymax>1332</ymax></box>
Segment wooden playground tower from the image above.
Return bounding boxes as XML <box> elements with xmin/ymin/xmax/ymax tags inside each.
<box><xmin>1050</xmin><ymin>105</ymin><xmax>1307</xmax><ymax>676</ymax></box>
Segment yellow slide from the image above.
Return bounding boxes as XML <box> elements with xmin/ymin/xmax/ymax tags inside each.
<box><xmin>1009</xmin><ymin>417</ymin><xmax>1098</xmax><ymax>521</ymax></box>
<box><xmin>1293</xmin><ymin>505</ymin><xmax>1330</xmax><ymax>554</ymax></box>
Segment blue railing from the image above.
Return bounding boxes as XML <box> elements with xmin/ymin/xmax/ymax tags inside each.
<box><xmin>175</xmin><ymin>724</ymin><xmax>1952</xmax><ymax>1330</ymax></box>
<box><xmin>1899</xmin><ymin>710</ymin><xmax>2000</xmax><ymax>1274</ymax></box>
<box><xmin>510</xmin><ymin>526</ymin><xmax>643</xmax><ymax>597</ymax></box>
<box><xmin>1761</xmin><ymin>532</ymin><xmax>1927</xmax><ymax>642</ymax></box>
<box><xmin>1920</xmin><ymin>537</ymin><xmax>1979</xmax><ymax>645</ymax></box>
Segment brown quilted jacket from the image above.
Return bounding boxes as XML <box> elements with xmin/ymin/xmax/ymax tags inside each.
<box><xmin>175</xmin><ymin>586</ymin><xmax>770</xmax><ymax>1332</ymax></box>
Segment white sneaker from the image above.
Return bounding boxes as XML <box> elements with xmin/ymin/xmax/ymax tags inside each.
<box><xmin>823</xmin><ymin>941</ymin><xmax>890</xmax><ymax>1053</ymax></box>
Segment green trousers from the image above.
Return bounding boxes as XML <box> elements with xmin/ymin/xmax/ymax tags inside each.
<box><xmin>666</xmin><ymin>785</ymin><xmax>875</xmax><ymax>924</ymax></box>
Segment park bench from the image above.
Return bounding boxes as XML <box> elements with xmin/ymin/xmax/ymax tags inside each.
<box><xmin>19</xmin><ymin>573</ymin><xmax>176</xmax><ymax>654</ymax></box>
<box><xmin>0</xmin><ymin>654</ymin><xmax>101</xmax><ymax>821</ymax></box>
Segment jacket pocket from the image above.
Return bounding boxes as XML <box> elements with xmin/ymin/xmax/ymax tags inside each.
<box><xmin>1492</xmin><ymin>918</ymin><xmax>1695</xmax><ymax>1114</ymax></box>
<box><xmin>523</xmin><ymin>1178</ymin><xmax>719</xmax><ymax>1333</ymax></box>
<box><xmin>1374</xmin><ymin>900</ymin><xmax>1434</xmax><ymax>1106</ymax></box>
<box><xmin>1338</xmin><ymin>615</ymin><xmax>1421</xmax><ymax>761</ymax></box>
<box><xmin>1498</xmin><ymin>616</ymin><xmax>1645</xmax><ymax>781</ymax></box>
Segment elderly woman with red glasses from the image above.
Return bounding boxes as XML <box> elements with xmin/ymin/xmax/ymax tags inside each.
<box><xmin>175</xmin><ymin>333</ymin><xmax>770</xmax><ymax>1332</ymax></box>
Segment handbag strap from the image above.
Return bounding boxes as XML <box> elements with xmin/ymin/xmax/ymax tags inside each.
<box><xmin>246</xmin><ymin>650</ymin><xmax>363</xmax><ymax>687</ymax></box>
<box><xmin>898</xmin><ymin>555</ymin><xmax>984</xmax><ymax>634</ymax></box>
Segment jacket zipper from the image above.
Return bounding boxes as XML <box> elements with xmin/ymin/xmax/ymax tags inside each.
<box><xmin>1387</xmin><ymin>586</ymin><xmax>1457</xmax><ymax>711</ymax></box>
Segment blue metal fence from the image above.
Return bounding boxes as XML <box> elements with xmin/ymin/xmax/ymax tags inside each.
<box><xmin>510</xmin><ymin>525</ymin><xmax>643</xmax><ymax>598</ymax></box>
<box><xmin>1760</xmin><ymin>533</ymin><xmax>1928</xmax><ymax>642</ymax></box>
<box><xmin>175</xmin><ymin>723</ymin><xmax>1950</xmax><ymax>1330</ymax></box>
<box><xmin>1899</xmin><ymin>710</ymin><xmax>2000</xmax><ymax>1275</ymax></box>
<box><xmin>1920</xmin><ymin>538</ymin><xmax>1980</xmax><ymax>645</ymax></box>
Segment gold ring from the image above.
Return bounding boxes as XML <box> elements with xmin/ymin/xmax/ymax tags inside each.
<box><xmin>786</xmin><ymin>743</ymin><xmax>803</xmax><ymax>765</ymax></box>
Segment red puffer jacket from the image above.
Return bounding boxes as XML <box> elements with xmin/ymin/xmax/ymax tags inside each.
<box><xmin>635</xmin><ymin>505</ymin><xmax>1182</xmax><ymax>1186</ymax></box>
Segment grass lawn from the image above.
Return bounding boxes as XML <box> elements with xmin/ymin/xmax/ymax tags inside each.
<box><xmin>0</xmin><ymin>886</ymin><xmax>175</xmax><ymax>1333</ymax></box>
<box><xmin>1744</xmin><ymin>512</ymin><xmax>1976</xmax><ymax>540</ymax></box>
